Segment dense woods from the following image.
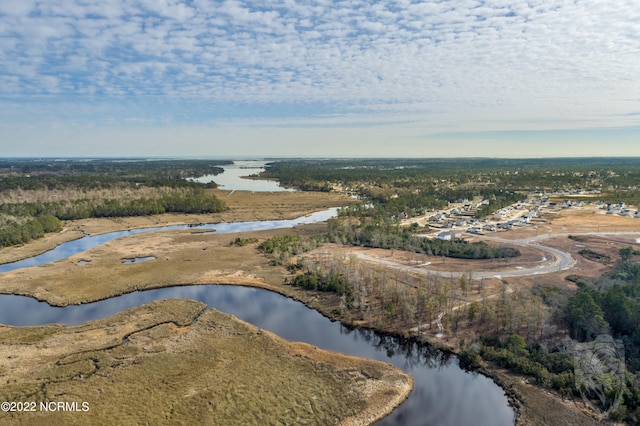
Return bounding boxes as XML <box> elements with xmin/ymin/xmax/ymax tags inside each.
<box><xmin>0</xmin><ymin>214</ymin><xmax>61</xmax><ymax>247</ymax></box>
<box><xmin>0</xmin><ymin>159</ymin><xmax>227</xmax><ymax>247</ymax></box>
<box><xmin>262</xmin><ymin>158</ymin><xmax>640</xmax><ymax>207</ymax></box>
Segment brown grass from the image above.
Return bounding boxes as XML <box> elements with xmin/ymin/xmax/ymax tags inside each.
<box><xmin>0</xmin><ymin>299</ymin><xmax>411</xmax><ymax>425</ymax></box>
<box><xmin>0</xmin><ymin>189</ymin><xmax>354</xmax><ymax>265</ymax></box>
<box><xmin>0</xmin><ymin>191</ymin><xmax>414</xmax><ymax>425</ymax></box>
<box><xmin>3</xmin><ymin>194</ymin><xmax>636</xmax><ymax>425</ymax></box>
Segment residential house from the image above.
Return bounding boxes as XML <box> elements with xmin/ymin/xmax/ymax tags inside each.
<box><xmin>437</xmin><ymin>231</ymin><xmax>452</xmax><ymax>241</ymax></box>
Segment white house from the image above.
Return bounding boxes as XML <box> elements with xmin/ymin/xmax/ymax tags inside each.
<box><xmin>438</xmin><ymin>231</ymin><xmax>452</xmax><ymax>241</ymax></box>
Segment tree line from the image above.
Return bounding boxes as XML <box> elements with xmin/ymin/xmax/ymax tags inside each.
<box><xmin>327</xmin><ymin>216</ymin><xmax>520</xmax><ymax>260</ymax></box>
<box><xmin>0</xmin><ymin>159</ymin><xmax>228</xmax><ymax>248</ymax></box>
<box><xmin>261</xmin><ymin>158</ymin><xmax>640</xmax><ymax>207</ymax></box>
<box><xmin>0</xmin><ymin>187</ymin><xmax>224</xmax><ymax>221</ymax></box>
<box><xmin>0</xmin><ymin>213</ymin><xmax>61</xmax><ymax>247</ymax></box>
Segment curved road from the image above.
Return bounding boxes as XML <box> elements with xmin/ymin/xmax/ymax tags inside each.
<box><xmin>353</xmin><ymin>231</ymin><xmax>640</xmax><ymax>280</ymax></box>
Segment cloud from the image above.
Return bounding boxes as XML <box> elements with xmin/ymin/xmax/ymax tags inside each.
<box><xmin>0</xmin><ymin>0</ymin><xmax>638</xmax><ymax>141</ymax></box>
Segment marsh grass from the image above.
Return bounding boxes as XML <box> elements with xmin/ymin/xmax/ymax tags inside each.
<box><xmin>0</xmin><ymin>299</ymin><xmax>409</xmax><ymax>425</ymax></box>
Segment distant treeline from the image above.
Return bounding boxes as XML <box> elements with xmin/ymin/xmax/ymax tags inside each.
<box><xmin>261</xmin><ymin>158</ymin><xmax>640</xmax><ymax>208</ymax></box>
<box><xmin>0</xmin><ymin>158</ymin><xmax>229</xmax><ymax>181</ymax></box>
<box><xmin>0</xmin><ymin>159</ymin><xmax>229</xmax><ymax>248</ymax></box>
<box><xmin>262</xmin><ymin>158</ymin><xmax>640</xmax><ymax>192</ymax></box>
<box><xmin>0</xmin><ymin>188</ymin><xmax>224</xmax><ymax>221</ymax></box>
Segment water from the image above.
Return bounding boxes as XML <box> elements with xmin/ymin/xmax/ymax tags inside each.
<box><xmin>0</xmin><ymin>208</ymin><xmax>338</xmax><ymax>273</ymax></box>
<box><xmin>190</xmin><ymin>160</ymin><xmax>295</xmax><ymax>192</ymax></box>
<box><xmin>0</xmin><ymin>285</ymin><xmax>515</xmax><ymax>426</ymax></box>
<box><xmin>0</xmin><ymin>203</ymin><xmax>515</xmax><ymax>425</ymax></box>
<box><xmin>121</xmin><ymin>256</ymin><xmax>156</xmax><ymax>264</ymax></box>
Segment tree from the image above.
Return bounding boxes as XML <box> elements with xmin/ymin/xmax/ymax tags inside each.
<box><xmin>567</xmin><ymin>291</ymin><xmax>608</xmax><ymax>341</ymax></box>
<box><xmin>507</xmin><ymin>334</ymin><xmax>529</xmax><ymax>357</ymax></box>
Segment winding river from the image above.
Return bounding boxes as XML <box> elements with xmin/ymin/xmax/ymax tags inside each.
<box><xmin>0</xmin><ymin>208</ymin><xmax>338</xmax><ymax>274</ymax></box>
<box><xmin>0</xmin><ymin>208</ymin><xmax>515</xmax><ymax>425</ymax></box>
<box><xmin>0</xmin><ymin>161</ymin><xmax>515</xmax><ymax>425</ymax></box>
<box><xmin>0</xmin><ymin>285</ymin><xmax>514</xmax><ymax>426</ymax></box>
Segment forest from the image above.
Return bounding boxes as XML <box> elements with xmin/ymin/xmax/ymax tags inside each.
<box><xmin>262</xmin><ymin>157</ymin><xmax>640</xmax><ymax>206</ymax></box>
<box><xmin>0</xmin><ymin>159</ymin><xmax>227</xmax><ymax>247</ymax></box>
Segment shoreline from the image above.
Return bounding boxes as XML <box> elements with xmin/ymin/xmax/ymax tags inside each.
<box><xmin>0</xmin><ymin>189</ymin><xmax>354</xmax><ymax>266</ymax></box>
<box><xmin>0</xmin><ymin>298</ymin><xmax>412</xmax><ymax>425</ymax></box>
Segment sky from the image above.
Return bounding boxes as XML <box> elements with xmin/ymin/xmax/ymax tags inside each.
<box><xmin>1</xmin><ymin>0</ymin><xmax>639</xmax><ymax>158</ymax></box>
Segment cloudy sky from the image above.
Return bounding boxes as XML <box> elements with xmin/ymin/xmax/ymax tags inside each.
<box><xmin>1</xmin><ymin>0</ymin><xmax>639</xmax><ymax>158</ymax></box>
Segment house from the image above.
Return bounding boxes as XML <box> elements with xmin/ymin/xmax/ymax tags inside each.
<box><xmin>456</xmin><ymin>219</ymin><xmax>467</xmax><ymax>227</ymax></box>
<box><xmin>438</xmin><ymin>231</ymin><xmax>452</xmax><ymax>241</ymax></box>
<box><xmin>429</xmin><ymin>213</ymin><xmax>445</xmax><ymax>222</ymax></box>
<box><xmin>467</xmin><ymin>227</ymin><xmax>482</xmax><ymax>234</ymax></box>
<box><xmin>483</xmin><ymin>224</ymin><xmax>497</xmax><ymax>232</ymax></box>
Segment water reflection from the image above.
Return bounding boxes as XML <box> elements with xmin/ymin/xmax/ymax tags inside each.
<box><xmin>0</xmin><ymin>286</ymin><xmax>514</xmax><ymax>426</ymax></box>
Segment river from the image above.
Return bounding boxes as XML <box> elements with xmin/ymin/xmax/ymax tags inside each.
<box><xmin>0</xmin><ymin>284</ymin><xmax>514</xmax><ymax>425</ymax></box>
<box><xmin>0</xmin><ymin>162</ymin><xmax>515</xmax><ymax>425</ymax></box>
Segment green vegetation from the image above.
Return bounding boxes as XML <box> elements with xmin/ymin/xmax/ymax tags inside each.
<box><xmin>468</xmin><ymin>248</ymin><xmax>640</xmax><ymax>423</ymax></box>
<box><xmin>0</xmin><ymin>158</ymin><xmax>227</xmax><ymax>189</ymax></box>
<box><xmin>568</xmin><ymin>235</ymin><xmax>589</xmax><ymax>242</ymax></box>
<box><xmin>230</xmin><ymin>237</ymin><xmax>259</xmax><ymax>247</ymax></box>
<box><xmin>0</xmin><ymin>159</ymin><xmax>227</xmax><ymax>248</ymax></box>
<box><xmin>290</xmin><ymin>271</ymin><xmax>352</xmax><ymax>298</ymax></box>
<box><xmin>578</xmin><ymin>248</ymin><xmax>611</xmax><ymax>263</ymax></box>
<box><xmin>0</xmin><ymin>213</ymin><xmax>62</xmax><ymax>247</ymax></box>
<box><xmin>258</xmin><ymin>234</ymin><xmax>325</xmax><ymax>265</ymax></box>
<box><xmin>3</xmin><ymin>187</ymin><xmax>223</xmax><ymax>220</ymax></box>
<box><xmin>327</xmin><ymin>216</ymin><xmax>520</xmax><ymax>260</ymax></box>
<box><xmin>262</xmin><ymin>157</ymin><xmax>640</xmax><ymax>208</ymax></box>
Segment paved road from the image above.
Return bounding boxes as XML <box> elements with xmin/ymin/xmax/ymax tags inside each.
<box><xmin>353</xmin><ymin>231</ymin><xmax>640</xmax><ymax>280</ymax></box>
<box><xmin>356</xmin><ymin>230</ymin><xmax>640</xmax><ymax>338</ymax></box>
